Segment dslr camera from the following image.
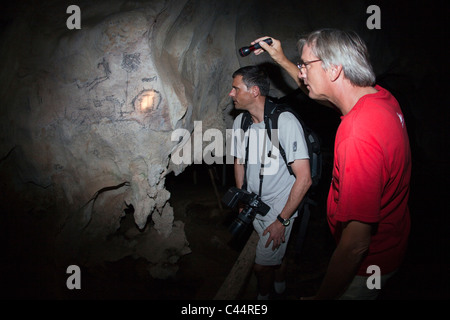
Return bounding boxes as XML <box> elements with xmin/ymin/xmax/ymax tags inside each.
<box><xmin>222</xmin><ymin>187</ymin><xmax>270</xmax><ymax>237</ymax></box>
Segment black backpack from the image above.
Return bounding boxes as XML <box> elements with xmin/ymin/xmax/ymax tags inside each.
<box><xmin>240</xmin><ymin>99</ymin><xmax>322</xmax><ymax>189</ymax></box>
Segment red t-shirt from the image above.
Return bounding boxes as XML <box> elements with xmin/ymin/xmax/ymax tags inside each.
<box><xmin>327</xmin><ymin>85</ymin><xmax>411</xmax><ymax>275</ymax></box>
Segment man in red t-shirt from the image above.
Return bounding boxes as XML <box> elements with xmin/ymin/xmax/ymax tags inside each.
<box><xmin>252</xmin><ymin>29</ymin><xmax>411</xmax><ymax>299</ymax></box>
<box><xmin>328</xmin><ymin>84</ymin><xmax>411</xmax><ymax>279</ymax></box>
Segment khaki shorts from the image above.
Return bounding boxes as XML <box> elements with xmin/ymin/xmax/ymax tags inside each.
<box><xmin>253</xmin><ymin>218</ymin><xmax>295</xmax><ymax>266</ymax></box>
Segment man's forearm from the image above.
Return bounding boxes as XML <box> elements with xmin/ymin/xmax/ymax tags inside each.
<box><xmin>278</xmin><ymin>159</ymin><xmax>312</xmax><ymax>220</ymax></box>
<box><xmin>277</xmin><ymin>57</ymin><xmax>302</xmax><ymax>88</ymax></box>
<box><xmin>314</xmin><ymin>221</ymin><xmax>372</xmax><ymax>299</ymax></box>
<box><xmin>234</xmin><ymin>159</ymin><xmax>244</xmax><ymax>189</ymax></box>
<box><xmin>314</xmin><ymin>242</ymin><xmax>362</xmax><ymax>299</ymax></box>
<box><xmin>279</xmin><ymin>172</ymin><xmax>311</xmax><ymax>220</ymax></box>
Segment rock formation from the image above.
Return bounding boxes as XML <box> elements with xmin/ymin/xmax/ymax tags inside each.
<box><xmin>0</xmin><ymin>0</ymin><xmax>446</xmax><ymax>295</ymax></box>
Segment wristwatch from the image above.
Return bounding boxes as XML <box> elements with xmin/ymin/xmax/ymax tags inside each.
<box><xmin>276</xmin><ymin>214</ymin><xmax>290</xmax><ymax>227</ymax></box>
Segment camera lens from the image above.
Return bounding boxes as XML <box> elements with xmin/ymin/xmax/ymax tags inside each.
<box><xmin>229</xmin><ymin>218</ymin><xmax>246</xmax><ymax>236</ymax></box>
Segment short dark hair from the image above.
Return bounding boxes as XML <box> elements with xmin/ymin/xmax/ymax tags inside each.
<box><xmin>232</xmin><ymin>65</ymin><xmax>270</xmax><ymax>96</ymax></box>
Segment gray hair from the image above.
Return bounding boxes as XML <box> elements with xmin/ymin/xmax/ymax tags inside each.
<box><xmin>297</xmin><ymin>29</ymin><xmax>376</xmax><ymax>87</ymax></box>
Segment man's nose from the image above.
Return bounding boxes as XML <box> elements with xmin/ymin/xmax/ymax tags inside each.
<box><xmin>298</xmin><ymin>69</ymin><xmax>305</xmax><ymax>80</ymax></box>
<box><xmin>229</xmin><ymin>89</ymin><xmax>235</xmax><ymax>97</ymax></box>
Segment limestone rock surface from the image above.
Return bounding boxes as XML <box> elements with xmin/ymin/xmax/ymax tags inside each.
<box><xmin>0</xmin><ymin>0</ymin><xmax>446</xmax><ymax>285</ymax></box>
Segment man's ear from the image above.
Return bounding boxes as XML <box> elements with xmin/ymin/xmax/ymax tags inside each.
<box><xmin>328</xmin><ymin>64</ymin><xmax>343</xmax><ymax>82</ymax></box>
<box><xmin>250</xmin><ymin>85</ymin><xmax>261</xmax><ymax>97</ymax></box>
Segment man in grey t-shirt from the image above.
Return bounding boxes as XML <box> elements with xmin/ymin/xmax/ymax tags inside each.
<box><xmin>229</xmin><ymin>66</ymin><xmax>312</xmax><ymax>299</ymax></box>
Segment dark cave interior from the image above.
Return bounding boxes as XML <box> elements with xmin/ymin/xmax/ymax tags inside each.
<box><xmin>0</xmin><ymin>0</ymin><xmax>449</xmax><ymax>302</ymax></box>
<box><xmin>1</xmin><ymin>86</ymin><xmax>448</xmax><ymax>300</ymax></box>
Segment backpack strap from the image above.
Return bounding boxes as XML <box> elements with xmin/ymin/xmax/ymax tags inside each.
<box><xmin>264</xmin><ymin>101</ymin><xmax>294</xmax><ymax>175</ymax></box>
<box><xmin>239</xmin><ymin>99</ymin><xmax>296</xmax><ymax>195</ymax></box>
<box><xmin>240</xmin><ymin>111</ymin><xmax>253</xmax><ymax>133</ymax></box>
<box><xmin>240</xmin><ymin>112</ymin><xmax>252</xmax><ymax>192</ymax></box>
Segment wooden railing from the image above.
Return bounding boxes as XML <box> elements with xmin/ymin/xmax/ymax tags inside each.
<box><xmin>213</xmin><ymin>231</ymin><xmax>258</xmax><ymax>300</ymax></box>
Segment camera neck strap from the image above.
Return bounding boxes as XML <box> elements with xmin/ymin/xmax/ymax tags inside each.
<box><xmin>242</xmin><ymin>116</ymin><xmax>270</xmax><ymax>199</ymax></box>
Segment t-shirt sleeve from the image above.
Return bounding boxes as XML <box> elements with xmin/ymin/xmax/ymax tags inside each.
<box><xmin>278</xmin><ymin>112</ymin><xmax>309</xmax><ymax>163</ymax></box>
<box><xmin>334</xmin><ymin>136</ymin><xmax>383</xmax><ymax>223</ymax></box>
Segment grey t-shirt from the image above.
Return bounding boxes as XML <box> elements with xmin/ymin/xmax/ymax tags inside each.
<box><xmin>231</xmin><ymin>111</ymin><xmax>309</xmax><ymax>221</ymax></box>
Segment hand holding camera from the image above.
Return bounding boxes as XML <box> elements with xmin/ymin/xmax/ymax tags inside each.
<box><xmin>222</xmin><ymin>187</ymin><xmax>270</xmax><ymax>238</ymax></box>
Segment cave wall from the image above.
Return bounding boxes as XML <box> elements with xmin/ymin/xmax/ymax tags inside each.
<box><xmin>0</xmin><ymin>0</ymin><xmax>447</xmax><ymax>294</ymax></box>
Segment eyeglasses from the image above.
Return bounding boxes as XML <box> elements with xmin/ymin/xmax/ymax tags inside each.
<box><xmin>297</xmin><ymin>59</ymin><xmax>322</xmax><ymax>71</ymax></box>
